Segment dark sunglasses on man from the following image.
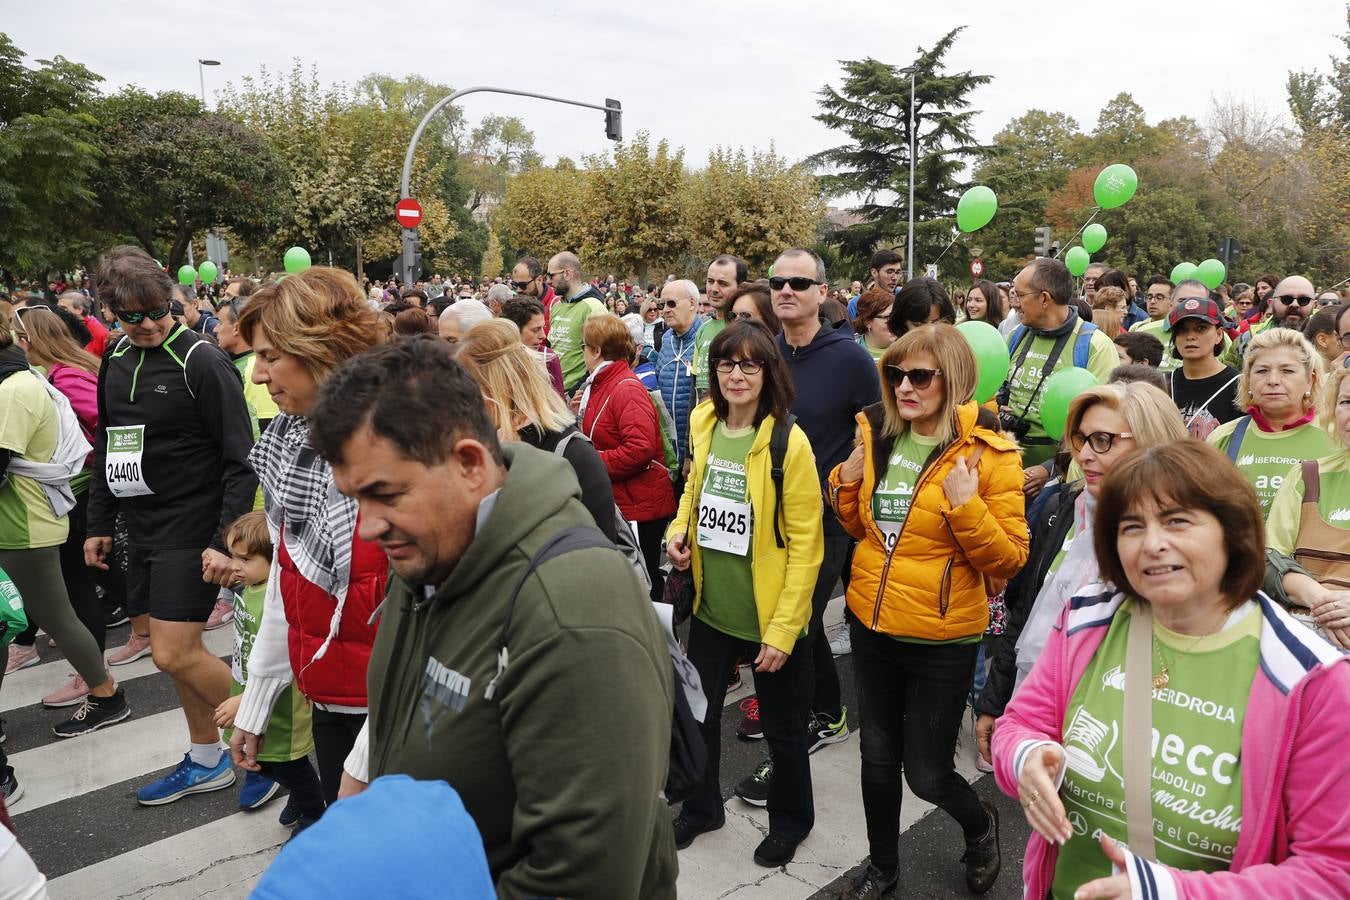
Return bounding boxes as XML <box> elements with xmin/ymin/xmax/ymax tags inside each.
<box><xmin>114</xmin><ymin>302</ymin><xmax>173</xmax><ymax>325</ymax></box>
<box><xmin>509</xmin><ymin>279</ymin><xmax>534</xmax><ymax>291</ymax></box>
<box><xmin>767</xmin><ymin>275</ymin><xmax>822</xmax><ymax>292</ymax></box>
<box><xmin>1274</xmin><ymin>294</ymin><xmax>1314</xmax><ymax>307</ymax></box>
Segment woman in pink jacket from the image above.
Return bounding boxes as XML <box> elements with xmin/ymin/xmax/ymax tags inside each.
<box><xmin>994</xmin><ymin>439</ymin><xmax>1350</xmax><ymax>900</ymax></box>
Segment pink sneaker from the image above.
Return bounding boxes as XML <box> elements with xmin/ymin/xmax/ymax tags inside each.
<box><xmin>42</xmin><ymin>674</ymin><xmax>90</xmax><ymax>708</ymax></box>
<box><xmin>205</xmin><ymin>597</ymin><xmax>235</xmax><ymax>631</ymax></box>
<box><xmin>5</xmin><ymin>644</ymin><xmax>39</xmax><ymax>675</ymax></box>
<box><xmin>107</xmin><ymin>631</ymin><xmax>152</xmax><ymax>666</ymax></box>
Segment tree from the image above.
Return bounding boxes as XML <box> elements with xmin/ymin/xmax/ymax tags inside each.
<box><xmin>580</xmin><ymin>132</ymin><xmax>689</xmax><ymax>281</ymax></box>
<box><xmin>683</xmin><ymin>146</ymin><xmax>823</xmax><ymax>272</ymax></box>
<box><xmin>480</xmin><ymin>230</ymin><xmax>504</xmax><ymax>280</ymax></box>
<box><xmin>459</xmin><ymin>114</ymin><xmax>541</xmax><ymax>215</ymax></box>
<box><xmin>0</xmin><ymin>34</ymin><xmax>103</xmax><ymax>276</ymax></box>
<box><xmin>1287</xmin><ymin>4</ymin><xmax>1350</xmax><ymax>132</ymax></box>
<box><xmin>495</xmin><ymin>161</ymin><xmax>590</xmax><ymax>262</ymax></box>
<box><xmin>810</xmin><ymin>27</ymin><xmax>992</xmax><ymax>270</ymax></box>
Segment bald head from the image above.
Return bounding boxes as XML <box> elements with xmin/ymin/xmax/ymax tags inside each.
<box><xmin>547</xmin><ymin>251</ymin><xmax>581</xmax><ymax>299</ymax></box>
<box><xmin>1270</xmin><ymin>275</ymin><xmax>1315</xmax><ymax>328</ymax></box>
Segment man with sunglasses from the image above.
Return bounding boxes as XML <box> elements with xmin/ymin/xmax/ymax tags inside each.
<box><xmin>690</xmin><ymin>255</ymin><xmax>748</xmax><ymax>403</ymax></box>
<box><xmin>545</xmin><ymin>252</ymin><xmax>607</xmax><ymax>394</ymax></box>
<box><xmin>1222</xmin><ymin>274</ymin><xmax>1314</xmax><ymax>369</ymax></box>
<box><xmin>86</xmin><ymin>245</ymin><xmax>259</xmax><ymax>806</ymax></box>
<box><xmin>654</xmin><ymin>278</ymin><xmax>706</xmax><ymax>485</ymax></box>
<box><xmin>509</xmin><ymin>256</ymin><xmax>554</xmax><ymax>324</ymax></box>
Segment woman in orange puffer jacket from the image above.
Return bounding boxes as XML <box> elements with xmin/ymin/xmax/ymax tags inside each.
<box><xmin>826</xmin><ymin>324</ymin><xmax>1028</xmax><ymax>899</ymax></box>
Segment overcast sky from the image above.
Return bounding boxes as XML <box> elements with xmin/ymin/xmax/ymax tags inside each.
<box><xmin>6</xmin><ymin>0</ymin><xmax>1346</xmax><ymax>177</ymax></box>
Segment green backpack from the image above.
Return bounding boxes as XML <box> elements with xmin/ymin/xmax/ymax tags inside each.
<box><xmin>0</xmin><ymin>566</ymin><xmax>29</xmax><ymax>646</ymax></box>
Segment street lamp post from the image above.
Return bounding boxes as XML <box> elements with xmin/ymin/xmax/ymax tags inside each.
<box><xmin>906</xmin><ymin>67</ymin><xmax>917</xmax><ymax>281</ymax></box>
<box><xmin>398</xmin><ymin>86</ymin><xmax>622</xmax><ymax>284</ymax></box>
<box><xmin>197</xmin><ymin>59</ymin><xmax>221</xmax><ymax>107</ymax></box>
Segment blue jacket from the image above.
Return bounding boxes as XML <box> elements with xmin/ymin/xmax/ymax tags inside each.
<box><xmin>655</xmin><ymin>316</ymin><xmax>705</xmax><ymax>466</ymax></box>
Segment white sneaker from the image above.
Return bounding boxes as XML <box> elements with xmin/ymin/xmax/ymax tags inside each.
<box><xmin>829</xmin><ymin>626</ymin><xmax>852</xmax><ymax>657</ymax></box>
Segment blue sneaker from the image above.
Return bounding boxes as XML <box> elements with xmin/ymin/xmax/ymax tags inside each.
<box><xmin>136</xmin><ymin>752</ymin><xmax>235</xmax><ymax>806</ymax></box>
<box><xmin>239</xmin><ymin>771</ymin><xmax>282</xmax><ymax>810</ymax></box>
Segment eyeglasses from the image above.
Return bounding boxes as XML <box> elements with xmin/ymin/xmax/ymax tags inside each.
<box><xmin>713</xmin><ymin>358</ymin><xmax>764</xmax><ymax>375</ymax></box>
<box><xmin>1008</xmin><ymin>288</ymin><xmax>1044</xmax><ymax>303</ymax></box>
<box><xmin>661</xmin><ymin>298</ymin><xmax>686</xmax><ymax>309</ymax></box>
<box><xmin>547</xmin><ymin>270</ymin><xmax>569</xmax><ymax>280</ymax></box>
<box><xmin>730</xmin><ymin>311</ymin><xmax>756</xmax><ymax>321</ymax></box>
<box><xmin>768</xmin><ymin>276</ymin><xmax>822</xmax><ymax>292</ymax></box>
<box><xmin>1144</xmin><ymin>292</ymin><xmax>1169</xmax><ymax>302</ymax></box>
<box><xmin>114</xmin><ymin>303</ymin><xmax>172</xmax><ymax>324</ymax></box>
<box><xmin>1069</xmin><ymin>430</ymin><xmax>1134</xmax><ymax>454</ymax></box>
<box><xmin>884</xmin><ymin>365</ymin><xmax>942</xmax><ymax>390</ymax></box>
<box><xmin>1274</xmin><ymin>294</ymin><xmax>1314</xmax><ymax>307</ymax></box>
<box><xmin>1338</xmin><ymin>333</ymin><xmax>1350</xmax><ymax>349</ymax></box>
<box><xmin>509</xmin><ymin>279</ymin><xmax>533</xmax><ymax>291</ymax></box>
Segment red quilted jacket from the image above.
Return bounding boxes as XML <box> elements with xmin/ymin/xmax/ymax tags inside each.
<box><xmin>581</xmin><ymin>361</ymin><xmax>675</xmax><ymax>523</ymax></box>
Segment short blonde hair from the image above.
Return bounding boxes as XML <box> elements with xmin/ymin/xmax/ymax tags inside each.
<box><xmin>456</xmin><ymin>318</ymin><xmax>574</xmax><ymax>440</ymax></box>
<box><xmin>1322</xmin><ymin>365</ymin><xmax>1350</xmax><ymax>448</ymax></box>
<box><xmin>1236</xmin><ymin>327</ymin><xmax>1324</xmax><ymax>412</ymax></box>
<box><xmin>238</xmin><ymin>267</ymin><xmax>385</xmax><ymax>383</ymax></box>
<box><xmin>879</xmin><ymin>323</ymin><xmax>977</xmax><ymax>444</ymax></box>
<box><xmin>1064</xmin><ymin>382</ymin><xmax>1187</xmax><ymax>455</ymax></box>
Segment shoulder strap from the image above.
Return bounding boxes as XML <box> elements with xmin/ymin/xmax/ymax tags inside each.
<box><xmin>769</xmin><ymin>414</ymin><xmax>797</xmax><ymax>549</ymax></box>
<box><xmin>484</xmin><ymin>525</ymin><xmax>612</xmax><ymax>701</ymax></box>
<box><xmin>1008</xmin><ymin>325</ymin><xmax>1033</xmax><ymax>366</ymax></box>
<box><xmin>1123</xmin><ymin>602</ymin><xmax>1158</xmax><ymax>859</ymax></box>
<box><xmin>1072</xmin><ymin>321</ymin><xmax>1098</xmax><ymax>369</ymax></box>
<box><xmin>1226</xmin><ymin>416</ymin><xmax>1251</xmax><ymax>464</ymax></box>
<box><xmin>1302</xmin><ymin>459</ymin><xmax>1321</xmax><ymax>505</ymax></box>
<box><xmin>552</xmin><ymin>428</ymin><xmax>584</xmax><ymax>457</ymax></box>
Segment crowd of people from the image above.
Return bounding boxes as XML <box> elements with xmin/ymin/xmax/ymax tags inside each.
<box><xmin>0</xmin><ymin>240</ymin><xmax>1346</xmax><ymax>899</ymax></box>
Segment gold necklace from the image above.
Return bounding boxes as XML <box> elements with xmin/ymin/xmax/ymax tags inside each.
<box><xmin>1151</xmin><ymin>624</ymin><xmax>1213</xmax><ymax>690</ymax></box>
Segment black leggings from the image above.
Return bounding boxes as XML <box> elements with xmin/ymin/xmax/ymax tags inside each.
<box><xmin>636</xmin><ymin>517</ymin><xmax>670</xmax><ymax>604</ymax></box>
<box><xmin>13</xmin><ymin>491</ymin><xmax>107</xmax><ymax>652</ymax></box>
<box><xmin>258</xmin><ymin>756</ymin><xmax>326</xmax><ymax>821</ymax></box>
<box><xmin>311</xmin><ymin>707</ymin><xmax>366</xmax><ymax>807</ymax></box>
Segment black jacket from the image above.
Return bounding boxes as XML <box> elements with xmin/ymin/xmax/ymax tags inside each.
<box><xmin>976</xmin><ymin>480</ymin><xmax>1080</xmax><ymax>718</ymax></box>
<box><xmin>517</xmin><ymin>424</ymin><xmax>619</xmax><ymax>543</ymax></box>
<box><xmin>88</xmin><ymin>326</ymin><xmax>258</xmax><ymax>553</ymax></box>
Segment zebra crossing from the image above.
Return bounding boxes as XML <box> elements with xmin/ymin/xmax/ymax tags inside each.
<box><xmin>7</xmin><ymin>601</ymin><xmax>1029</xmax><ymax>899</ymax></box>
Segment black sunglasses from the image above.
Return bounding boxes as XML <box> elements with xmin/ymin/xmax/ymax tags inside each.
<box><xmin>114</xmin><ymin>303</ymin><xmax>172</xmax><ymax>324</ymax></box>
<box><xmin>884</xmin><ymin>365</ymin><xmax>942</xmax><ymax>390</ymax></box>
<box><xmin>1070</xmin><ymin>430</ymin><xmax>1134</xmax><ymax>454</ymax></box>
<box><xmin>768</xmin><ymin>275</ymin><xmax>822</xmax><ymax>292</ymax></box>
<box><xmin>509</xmin><ymin>279</ymin><xmax>533</xmax><ymax>291</ymax></box>
<box><xmin>1275</xmin><ymin>294</ymin><xmax>1314</xmax><ymax>307</ymax></box>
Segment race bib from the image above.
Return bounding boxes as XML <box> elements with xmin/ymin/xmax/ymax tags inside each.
<box><xmin>105</xmin><ymin>425</ymin><xmax>153</xmax><ymax>498</ymax></box>
<box><xmin>697</xmin><ymin>492</ymin><xmax>751</xmax><ymax>556</ymax></box>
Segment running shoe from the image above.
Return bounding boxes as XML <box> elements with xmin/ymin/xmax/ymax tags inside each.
<box><xmin>104</xmin><ymin>605</ymin><xmax>129</xmax><ymax>628</ymax></box>
<box><xmin>1</xmin><ymin>770</ymin><xmax>22</xmax><ymax>807</ymax></box>
<box><xmin>278</xmin><ymin>795</ymin><xmax>302</xmax><ymax>828</ymax></box>
<box><xmin>42</xmin><ymin>674</ymin><xmax>90</xmax><ymax>708</ymax></box>
<box><xmin>807</xmin><ymin>707</ymin><xmax>850</xmax><ymax>754</ymax></box>
<box><xmin>672</xmin><ymin>812</ymin><xmax>724</xmax><ymax>850</ymax></box>
<box><xmin>829</xmin><ymin>626</ymin><xmax>853</xmax><ymax>657</ymax></box>
<box><xmin>107</xmin><ymin>631</ymin><xmax>152</xmax><ymax>666</ymax></box>
<box><xmin>735</xmin><ymin>697</ymin><xmax>763</xmax><ymax>740</ymax></box>
<box><xmin>205</xmin><ymin>597</ymin><xmax>235</xmax><ymax>631</ymax></box>
<box><xmin>734</xmin><ymin>758</ymin><xmax>772</xmax><ymax>807</ymax></box>
<box><xmin>137</xmin><ymin>752</ymin><xmax>235</xmax><ymax>806</ymax></box>
<box><xmin>53</xmin><ymin>689</ymin><xmax>130</xmax><ymax>738</ymax></box>
<box><xmin>839</xmin><ymin>862</ymin><xmax>899</xmax><ymax>898</ymax></box>
<box><xmin>239</xmin><ymin>771</ymin><xmax>282</xmax><ymax>810</ymax></box>
<box><xmin>5</xmin><ymin>644</ymin><xmax>38</xmax><ymax>675</ymax></box>
<box><xmin>726</xmin><ymin>666</ymin><xmax>742</xmax><ymax>693</ymax></box>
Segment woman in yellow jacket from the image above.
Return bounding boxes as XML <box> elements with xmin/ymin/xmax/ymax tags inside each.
<box><xmin>828</xmin><ymin>323</ymin><xmax>1028</xmax><ymax>898</ymax></box>
<box><xmin>666</xmin><ymin>321</ymin><xmax>824</xmax><ymax>868</ymax></box>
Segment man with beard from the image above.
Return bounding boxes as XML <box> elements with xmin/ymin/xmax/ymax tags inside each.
<box><xmin>545</xmin><ymin>252</ymin><xmax>607</xmax><ymax>394</ymax></box>
<box><xmin>1222</xmin><ymin>274</ymin><xmax>1312</xmax><ymax>368</ymax></box>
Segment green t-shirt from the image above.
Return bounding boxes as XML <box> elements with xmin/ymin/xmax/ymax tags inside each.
<box><xmin>695</xmin><ymin>422</ymin><xmax>760</xmax><ymax>642</ymax></box>
<box><xmin>1206</xmin><ymin>419</ymin><xmax>1337</xmax><ymax>516</ymax></box>
<box><xmin>549</xmin><ymin>295</ymin><xmax>607</xmax><ymax>392</ymax></box>
<box><xmin>224</xmin><ymin>583</ymin><xmax>315</xmax><ymax>762</ymax></box>
<box><xmin>872</xmin><ymin>428</ymin><xmax>941</xmax><ymax>552</ymax></box>
<box><xmin>0</xmin><ymin>370</ymin><xmax>68</xmax><ymax>550</ymax></box>
<box><xmin>1053</xmin><ymin>600</ymin><xmax>1259</xmax><ymax>896</ymax></box>
<box><xmin>691</xmin><ymin>317</ymin><xmax>727</xmax><ymax>398</ymax></box>
<box><xmin>233</xmin><ymin>352</ymin><xmax>280</xmax><ymax>426</ymax></box>
<box><xmin>1267</xmin><ymin>451</ymin><xmax>1350</xmax><ymax>555</ymax></box>
<box><xmin>1005</xmin><ymin>323</ymin><xmax>1119</xmax><ymax>466</ymax></box>
<box><xmin>858</xmin><ymin>334</ymin><xmax>887</xmax><ymax>362</ymax></box>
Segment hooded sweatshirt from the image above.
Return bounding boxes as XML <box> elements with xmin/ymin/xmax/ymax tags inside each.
<box><xmin>366</xmin><ymin>443</ymin><xmax>677</xmax><ymax>899</ymax></box>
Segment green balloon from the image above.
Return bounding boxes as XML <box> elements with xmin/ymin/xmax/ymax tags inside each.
<box><xmin>1093</xmin><ymin>163</ymin><xmax>1138</xmax><ymax>209</ymax></box>
<box><xmin>198</xmin><ymin>260</ymin><xmax>218</xmax><ymax>283</ymax></box>
<box><xmin>284</xmin><ymin>247</ymin><xmax>311</xmax><ymax>274</ymax></box>
<box><xmin>177</xmin><ymin>265</ymin><xmax>197</xmax><ymax>286</ymax></box>
<box><xmin>1064</xmin><ymin>246</ymin><xmax>1091</xmax><ymax>277</ymax></box>
<box><xmin>1170</xmin><ymin>262</ymin><xmax>1198</xmax><ymax>284</ymax></box>
<box><xmin>1039</xmin><ymin>367</ymin><xmax>1101</xmax><ymax>441</ymax></box>
<box><xmin>1195</xmin><ymin>258</ymin><xmax>1226</xmax><ymax>290</ymax></box>
<box><xmin>956</xmin><ymin>185</ymin><xmax>998</xmax><ymax>233</ymax></box>
<box><xmin>956</xmin><ymin>320</ymin><xmax>1010</xmax><ymax>403</ymax></box>
<box><xmin>1082</xmin><ymin>223</ymin><xmax>1108</xmax><ymax>253</ymax></box>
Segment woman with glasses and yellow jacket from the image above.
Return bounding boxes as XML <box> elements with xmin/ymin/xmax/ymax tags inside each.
<box><xmin>827</xmin><ymin>323</ymin><xmax>1028</xmax><ymax>898</ymax></box>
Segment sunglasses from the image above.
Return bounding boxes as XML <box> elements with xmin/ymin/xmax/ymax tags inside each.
<box><xmin>884</xmin><ymin>365</ymin><xmax>942</xmax><ymax>389</ymax></box>
<box><xmin>114</xmin><ymin>303</ymin><xmax>172</xmax><ymax>324</ymax></box>
<box><xmin>768</xmin><ymin>276</ymin><xmax>822</xmax><ymax>292</ymax></box>
<box><xmin>713</xmin><ymin>358</ymin><xmax>764</xmax><ymax>375</ymax></box>
<box><xmin>1070</xmin><ymin>430</ymin><xmax>1134</xmax><ymax>454</ymax></box>
<box><xmin>1275</xmin><ymin>294</ymin><xmax>1314</xmax><ymax>307</ymax></box>
<box><xmin>661</xmin><ymin>299</ymin><xmax>686</xmax><ymax>309</ymax></box>
<box><xmin>730</xmin><ymin>311</ymin><xmax>756</xmax><ymax>321</ymax></box>
<box><xmin>509</xmin><ymin>279</ymin><xmax>533</xmax><ymax>291</ymax></box>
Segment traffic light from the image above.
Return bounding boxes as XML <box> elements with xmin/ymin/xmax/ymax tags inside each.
<box><xmin>1034</xmin><ymin>226</ymin><xmax>1052</xmax><ymax>258</ymax></box>
<box><xmin>605</xmin><ymin>99</ymin><xmax>622</xmax><ymax>142</ymax></box>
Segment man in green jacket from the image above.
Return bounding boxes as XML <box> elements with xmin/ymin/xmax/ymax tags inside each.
<box><xmin>310</xmin><ymin>336</ymin><xmax>677</xmax><ymax>899</ymax></box>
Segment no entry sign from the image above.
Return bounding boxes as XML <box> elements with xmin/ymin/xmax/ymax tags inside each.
<box><xmin>395</xmin><ymin>198</ymin><xmax>423</xmax><ymax>228</ymax></box>
<box><xmin>970</xmin><ymin>258</ymin><xmax>984</xmax><ymax>278</ymax></box>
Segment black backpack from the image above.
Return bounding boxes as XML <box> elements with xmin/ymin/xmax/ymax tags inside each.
<box><xmin>484</xmin><ymin>525</ymin><xmax>706</xmax><ymax>803</ymax></box>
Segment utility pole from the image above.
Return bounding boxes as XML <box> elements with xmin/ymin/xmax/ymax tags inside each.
<box><xmin>197</xmin><ymin>59</ymin><xmax>220</xmax><ymax>106</ymax></box>
<box><xmin>907</xmin><ymin>67</ymin><xmax>917</xmax><ymax>281</ymax></box>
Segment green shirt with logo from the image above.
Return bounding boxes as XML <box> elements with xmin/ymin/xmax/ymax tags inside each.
<box><xmin>696</xmin><ymin>423</ymin><xmax>760</xmax><ymax>642</ymax></box>
<box><xmin>223</xmin><ymin>583</ymin><xmax>314</xmax><ymax>762</ymax></box>
<box><xmin>1053</xmin><ymin>600</ymin><xmax>1259</xmax><ymax>896</ymax></box>
<box><xmin>1004</xmin><ymin>323</ymin><xmax>1119</xmax><ymax>466</ymax></box>
<box><xmin>1266</xmin><ymin>451</ymin><xmax>1350</xmax><ymax>555</ymax></box>
<box><xmin>1206</xmin><ymin>419</ymin><xmax>1337</xmax><ymax>516</ymax></box>
<box><xmin>691</xmin><ymin>317</ymin><xmax>727</xmax><ymax>401</ymax></box>
<box><xmin>0</xmin><ymin>370</ymin><xmax>67</xmax><ymax>550</ymax></box>
<box><xmin>549</xmin><ymin>295</ymin><xmax>607</xmax><ymax>392</ymax></box>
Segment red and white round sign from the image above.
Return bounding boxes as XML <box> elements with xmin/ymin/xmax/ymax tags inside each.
<box><xmin>970</xmin><ymin>258</ymin><xmax>984</xmax><ymax>277</ymax></box>
<box><xmin>395</xmin><ymin>198</ymin><xmax>423</xmax><ymax>228</ymax></box>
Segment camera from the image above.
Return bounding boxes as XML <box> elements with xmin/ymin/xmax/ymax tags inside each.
<box><xmin>998</xmin><ymin>410</ymin><xmax>1032</xmax><ymax>441</ymax></box>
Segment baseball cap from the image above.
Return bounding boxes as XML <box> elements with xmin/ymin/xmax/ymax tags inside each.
<box><xmin>1168</xmin><ymin>296</ymin><xmax>1223</xmax><ymax>331</ymax></box>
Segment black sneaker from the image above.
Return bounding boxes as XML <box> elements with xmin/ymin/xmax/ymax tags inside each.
<box><xmin>806</xmin><ymin>708</ymin><xmax>850</xmax><ymax>753</ymax></box>
<box><xmin>278</xmin><ymin>795</ymin><xmax>302</xmax><ymax>828</ymax></box>
<box><xmin>52</xmin><ymin>689</ymin><xmax>130</xmax><ymax>738</ymax></box>
<box><xmin>961</xmin><ymin>800</ymin><xmax>1001</xmax><ymax>894</ymax></box>
<box><xmin>840</xmin><ymin>862</ymin><xmax>898</xmax><ymax>898</ymax></box>
<box><xmin>752</xmin><ymin>832</ymin><xmax>799</xmax><ymax>867</ymax></box>
<box><xmin>727</xmin><ymin>667</ymin><xmax>742</xmax><ymax>693</ymax></box>
<box><xmin>0</xmin><ymin>770</ymin><xmax>22</xmax><ymax>806</ymax></box>
<box><xmin>672</xmin><ymin>812</ymin><xmax>723</xmax><ymax>850</ymax></box>
<box><xmin>104</xmin><ymin>605</ymin><xmax>129</xmax><ymax>628</ymax></box>
<box><xmin>734</xmin><ymin>757</ymin><xmax>771</xmax><ymax>807</ymax></box>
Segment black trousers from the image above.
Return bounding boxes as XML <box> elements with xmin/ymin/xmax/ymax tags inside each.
<box><xmin>799</xmin><ymin>533</ymin><xmax>849</xmax><ymax>722</ymax></box>
<box><xmin>850</xmin><ymin>619</ymin><xmax>986</xmax><ymax>875</ymax></box>
<box><xmin>258</xmin><ymin>755</ymin><xmax>327</xmax><ymax>821</ymax></box>
<box><xmin>14</xmin><ymin>491</ymin><xmax>106</xmax><ymax>652</ymax></box>
<box><xmin>682</xmin><ymin>616</ymin><xmax>814</xmax><ymax>841</ymax></box>
<box><xmin>636</xmin><ymin>517</ymin><xmax>669</xmax><ymax>604</ymax></box>
<box><xmin>311</xmin><ymin>707</ymin><xmax>366</xmax><ymax>807</ymax></box>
